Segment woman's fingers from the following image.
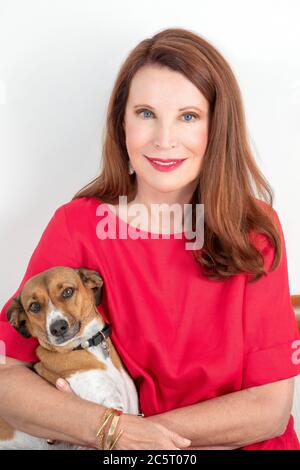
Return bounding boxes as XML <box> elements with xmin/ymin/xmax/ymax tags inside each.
<box><xmin>114</xmin><ymin>413</ymin><xmax>192</xmax><ymax>450</ymax></box>
<box><xmin>46</xmin><ymin>438</ymin><xmax>57</xmax><ymax>445</ymax></box>
<box><xmin>56</xmin><ymin>378</ymin><xmax>74</xmax><ymax>394</ymax></box>
<box><xmin>145</xmin><ymin>417</ymin><xmax>191</xmax><ymax>449</ymax></box>
<box><xmin>47</xmin><ymin>378</ymin><xmax>75</xmax><ymax>447</ymax></box>
<box><xmin>170</xmin><ymin>431</ymin><xmax>191</xmax><ymax>448</ymax></box>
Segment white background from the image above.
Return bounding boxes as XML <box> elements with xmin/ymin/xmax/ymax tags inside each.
<box><xmin>0</xmin><ymin>0</ymin><xmax>300</xmax><ymax>437</ymax></box>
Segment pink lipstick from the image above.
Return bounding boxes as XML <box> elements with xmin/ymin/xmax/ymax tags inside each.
<box><xmin>144</xmin><ymin>155</ymin><xmax>186</xmax><ymax>172</ymax></box>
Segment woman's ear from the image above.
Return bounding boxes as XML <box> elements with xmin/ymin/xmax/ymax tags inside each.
<box><xmin>6</xmin><ymin>297</ymin><xmax>32</xmax><ymax>338</ymax></box>
<box><xmin>75</xmin><ymin>268</ymin><xmax>104</xmax><ymax>306</ymax></box>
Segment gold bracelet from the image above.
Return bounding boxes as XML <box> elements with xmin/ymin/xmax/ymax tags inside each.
<box><xmin>104</xmin><ymin>411</ymin><xmax>123</xmax><ymax>450</ymax></box>
<box><xmin>110</xmin><ymin>429</ymin><xmax>124</xmax><ymax>450</ymax></box>
<box><xmin>96</xmin><ymin>408</ymin><xmax>114</xmax><ymax>436</ymax></box>
<box><xmin>96</xmin><ymin>408</ymin><xmax>118</xmax><ymax>450</ymax></box>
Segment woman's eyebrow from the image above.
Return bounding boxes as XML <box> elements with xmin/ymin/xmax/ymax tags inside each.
<box><xmin>133</xmin><ymin>104</ymin><xmax>205</xmax><ymax>113</ymax></box>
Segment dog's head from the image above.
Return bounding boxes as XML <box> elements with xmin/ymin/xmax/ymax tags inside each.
<box><xmin>6</xmin><ymin>267</ymin><xmax>104</xmax><ymax>351</ymax></box>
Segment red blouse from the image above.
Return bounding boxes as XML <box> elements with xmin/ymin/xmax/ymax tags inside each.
<box><xmin>1</xmin><ymin>196</ymin><xmax>300</xmax><ymax>450</ymax></box>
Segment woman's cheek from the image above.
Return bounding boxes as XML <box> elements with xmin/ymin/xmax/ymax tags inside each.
<box><xmin>126</xmin><ymin>125</ymin><xmax>152</xmax><ymax>152</ymax></box>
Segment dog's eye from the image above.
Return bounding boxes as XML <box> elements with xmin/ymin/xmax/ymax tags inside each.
<box><xmin>29</xmin><ymin>302</ymin><xmax>41</xmax><ymax>313</ymax></box>
<box><xmin>62</xmin><ymin>287</ymin><xmax>74</xmax><ymax>299</ymax></box>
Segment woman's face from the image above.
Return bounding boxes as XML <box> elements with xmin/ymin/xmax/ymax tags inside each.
<box><xmin>123</xmin><ymin>64</ymin><xmax>209</xmax><ymax>199</ymax></box>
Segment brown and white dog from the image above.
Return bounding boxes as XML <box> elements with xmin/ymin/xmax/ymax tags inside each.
<box><xmin>0</xmin><ymin>266</ymin><xmax>139</xmax><ymax>449</ymax></box>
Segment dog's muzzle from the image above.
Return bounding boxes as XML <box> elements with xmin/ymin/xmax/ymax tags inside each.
<box><xmin>50</xmin><ymin>319</ymin><xmax>69</xmax><ymax>337</ymax></box>
<box><xmin>49</xmin><ymin>319</ymin><xmax>81</xmax><ymax>344</ymax></box>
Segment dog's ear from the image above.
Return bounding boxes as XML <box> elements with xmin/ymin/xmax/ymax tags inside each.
<box><xmin>6</xmin><ymin>297</ymin><xmax>32</xmax><ymax>338</ymax></box>
<box><xmin>76</xmin><ymin>268</ymin><xmax>104</xmax><ymax>306</ymax></box>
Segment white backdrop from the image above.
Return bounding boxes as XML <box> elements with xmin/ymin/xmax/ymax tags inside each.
<box><xmin>0</xmin><ymin>0</ymin><xmax>300</xmax><ymax>437</ymax></box>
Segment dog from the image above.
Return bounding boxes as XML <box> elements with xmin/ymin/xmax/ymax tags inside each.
<box><xmin>0</xmin><ymin>266</ymin><xmax>140</xmax><ymax>449</ymax></box>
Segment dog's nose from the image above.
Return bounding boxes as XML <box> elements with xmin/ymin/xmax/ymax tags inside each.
<box><xmin>50</xmin><ymin>319</ymin><xmax>69</xmax><ymax>337</ymax></box>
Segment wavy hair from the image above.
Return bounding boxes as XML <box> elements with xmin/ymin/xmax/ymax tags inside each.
<box><xmin>72</xmin><ymin>27</ymin><xmax>281</xmax><ymax>283</ymax></box>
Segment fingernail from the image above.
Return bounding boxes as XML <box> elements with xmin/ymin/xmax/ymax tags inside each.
<box><xmin>56</xmin><ymin>378</ymin><xmax>66</xmax><ymax>388</ymax></box>
<box><xmin>182</xmin><ymin>438</ymin><xmax>191</xmax><ymax>445</ymax></box>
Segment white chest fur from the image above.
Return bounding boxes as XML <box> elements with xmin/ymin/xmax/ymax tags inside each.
<box><xmin>67</xmin><ymin>318</ymin><xmax>139</xmax><ymax>415</ymax></box>
<box><xmin>67</xmin><ymin>345</ymin><xmax>139</xmax><ymax>415</ymax></box>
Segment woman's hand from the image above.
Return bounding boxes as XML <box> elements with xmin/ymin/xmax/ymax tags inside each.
<box><xmin>112</xmin><ymin>413</ymin><xmax>191</xmax><ymax>450</ymax></box>
<box><xmin>55</xmin><ymin>378</ymin><xmax>191</xmax><ymax>450</ymax></box>
<box><xmin>56</xmin><ymin>378</ymin><xmax>75</xmax><ymax>394</ymax></box>
<box><xmin>45</xmin><ymin>378</ymin><xmax>77</xmax><ymax>446</ymax></box>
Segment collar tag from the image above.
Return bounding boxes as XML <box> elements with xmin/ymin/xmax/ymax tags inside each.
<box><xmin>100</xmin><ymin>337</ymin><xmax>110</xmax><ymax>358</ymax></box>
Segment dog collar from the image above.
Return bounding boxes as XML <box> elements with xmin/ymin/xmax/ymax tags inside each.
<box><xmin>73</xmin><ymin>323</ymin><xmax>112</xmax><ymax>358</ymax></box>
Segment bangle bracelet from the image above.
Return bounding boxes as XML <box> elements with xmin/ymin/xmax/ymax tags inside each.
<box><xmin>96</xmin><ymin>408</ymin><xmax>118</xmax><ymax>450</ymax></box>
<box><xmin>96</xmin><ymin>408</ymin><xmax>114</xmax><ymax>436</ymax></box>
<box><xmin>104</xmin><ymin>411</ymin><xmax>123</xmax><ymax>450</ymax></box>
<box><xmin>110</xmin><ymin>429</ymin><xmax>124</xmax><ymax>450</ymax></box>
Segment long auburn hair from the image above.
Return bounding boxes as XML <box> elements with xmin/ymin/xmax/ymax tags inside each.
<box><xmin>72</xmin><ymin>27</ymin><xmax>281</xmax><ymax>283</ymax></box>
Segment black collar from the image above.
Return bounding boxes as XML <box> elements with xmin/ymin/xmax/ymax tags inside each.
<box><xmin>73</xmin><ymin>323</ymin><xmax>112</xmax><ymax>354</ymax></box>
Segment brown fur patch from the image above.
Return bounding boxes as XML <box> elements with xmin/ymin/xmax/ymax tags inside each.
<box><xmin>34</xmin><ymin>345</ymin><xmax>107</xmax><ymax>384</ymax></box>
<box><xmin>34</xmin><ymin>362</ymin><xmax>63</xmax><ymax>386</ymax></box>
<box><xmin>0</xmin><ymin>418</ymin><xmax>15</xmax><ymax>440</ymax></box>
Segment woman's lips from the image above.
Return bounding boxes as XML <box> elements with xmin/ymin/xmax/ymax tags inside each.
<box><xmin>143</xmin><ymin>155</ymin><xmax>186</xmax><ymax>172</ymax></box>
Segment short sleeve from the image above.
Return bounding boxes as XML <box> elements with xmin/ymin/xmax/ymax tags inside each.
<box><xmin>0</xmin><ymin>204</ymin><xmax>79</xmax><ymax>363</ymax></box>
<box><xmin>242</xmin><ymin>208</ymin><xmax>300</xmax><ymax>388</ymax></box>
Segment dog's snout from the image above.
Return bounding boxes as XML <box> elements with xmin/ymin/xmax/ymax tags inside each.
<box><xmin>50</xmin><ymin>319</ymin><xmax>69</xmax><ymax>337</ymax></box>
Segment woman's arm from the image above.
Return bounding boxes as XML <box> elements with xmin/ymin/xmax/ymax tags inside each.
<box><xmin>0</xmin><ymin>357</ymin><xmax>109</xmax><ymax>447</ymax></box>
<box><xmin>146</xmin><ymin>378</ymin><xmax>294</xmax><ymax>449</ymax></box>
<box><xmin>0</xmin><ymin>357</ymin><xmax>192</xmax><ymax>450</ymax></box>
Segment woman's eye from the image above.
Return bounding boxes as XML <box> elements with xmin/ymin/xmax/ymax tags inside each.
<box><xmin>29</xmin><ymin>302</ymin><xmax>41</xmax><ymax>313</ymax></box>
<box><xmin>137</xmin><ymin>109</ymin><xmax>153</xmax><ymax>119</ymax></box>
<box><xmin>183</xmin><ymin>113</ymin><xmax>198</xmax><ymax>122</ymax></box>
<box><xmin>136</xmin><ymin>109</ymin><xmax>198</xmax><ymax>122</ymax></box>
<box><xmin>62</xmin><ymin>287</ymin><xmax>74</xmax><ymax>299</ymax></box>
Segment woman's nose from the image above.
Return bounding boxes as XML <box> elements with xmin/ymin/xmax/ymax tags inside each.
<box><xmin>153</xmin><ymin>125</ymin><xmax>178</xmax><ymax>149</ymax></box>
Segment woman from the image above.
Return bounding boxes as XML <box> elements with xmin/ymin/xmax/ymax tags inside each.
<box><xmin>1</xmin><ymin>27</ymin><xmax>300</xmax><ymax>450</ymax></box>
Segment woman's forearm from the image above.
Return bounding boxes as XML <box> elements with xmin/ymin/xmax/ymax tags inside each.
<box><xmin>0</xmin><ymin>365</ymin><xmax>104</xmax><ymax>447</ymax></box>
<box><xmin>147</xmin><ymin>384</ymin><xmax>288</xmax><ymax>449</ymax></box>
